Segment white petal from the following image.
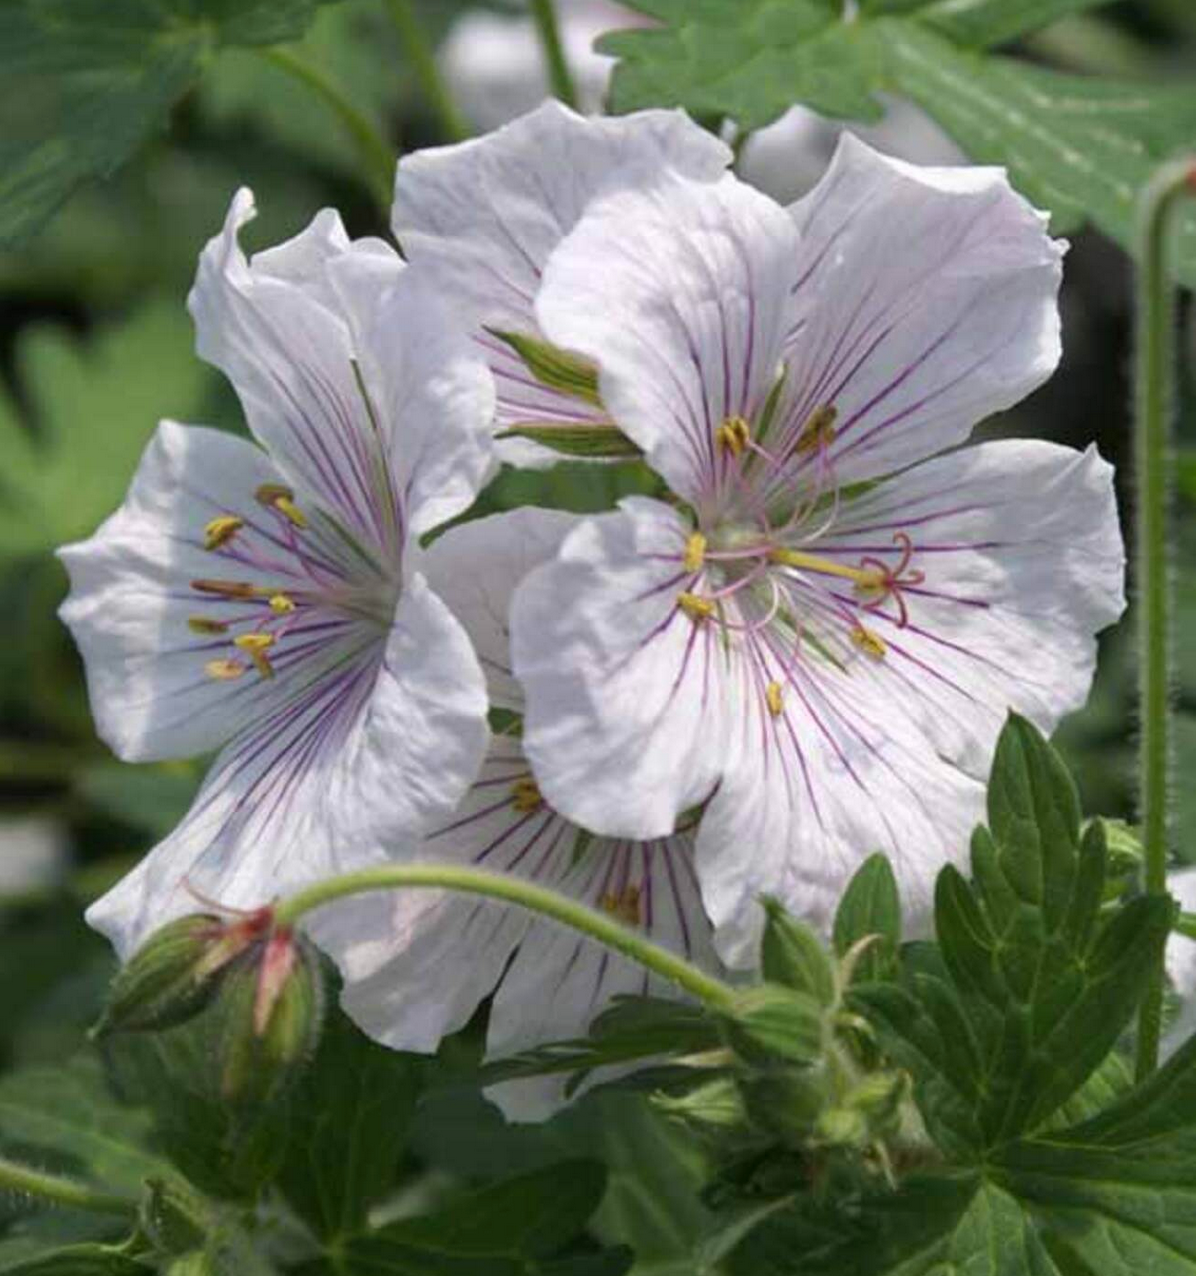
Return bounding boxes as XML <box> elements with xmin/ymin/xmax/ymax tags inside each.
<box><xmin>697</xmin><ymin>646</ymin><xmax>983</xmax><ymax>967</ymax></box>
<box><xmin>350</xmin><ymin>267</ymin><xmax>497</xmax><ymax>538</ymax></box>
<box><xmin>57</xmin><ymin>421</ymin><xmax>293</xmax><ymax>761</ymax></box>
<box><xmin>420</xmin><ymin>507</ymin><xmax>583</xmax><ymax>711</ymax></box>
<box><xmin>324</xmin><ymin>733</ymin><xmax>720</xmax><ymax>1114</ymax></box>
<box><xmin>87</xmin><ymin>573</ymin><xmax>488</xmax><ymax>957</ymax></box>
<box><xmin>782</xmin><ymin>134</ymin><xmax>1064</xmax><ymax>483</ymax></box>
<box><xmin>818</xmin><ymin>439</ymin><xmax>1125</xmax><ymax>778</ymax></box>
<box><xmin>511</xmin><ymin>498</ymin><xmax>729</xmax><ymax>839</ymax></box>
<box><xmin>392</xmin><ymin>102</ymin><xmax>729</xmax><ymax>463</ymax></box>
<box><xmin>538</xmin><ymin>171</ymin><xmax>800</xmax><ymax>499</ymax></box>
<box><xmin>189</xmin><ymin>190</ymin><xmax>407</xmax><ymax>550</ymax></box>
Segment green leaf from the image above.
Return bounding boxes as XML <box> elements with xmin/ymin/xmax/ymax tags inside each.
<box><xmin>0</xmin><ymin>0</ymin><xmax>339</xmax><ymax>245</ymax></box>
<box><xmin>0</xmin><ymin>301</ymin><xmax>221</xmax><ymax>560</ymax></box>
<box><xmin>0</xmin><ymin>1246</ymin><xmax>151</xmax><ymax>1275</ymax></box>
<box><xmin>497</xmin><ymin>425</ymin><xmax>644</xmax><ymax>460</ymax></box>
<box><xmin>831</xmin><ymin>853</ymin><xmax>900</xmax><ymax>983</ymax></box>
<box><xmin>0</xmin><ymin>1056</ymin><xmax>167</xmax><ymax>1195</ymax></box>
<box><xmin>74</xmin><ymin>763</ymin><xmax>204</xmax><ymax>839</ymax></box>
<box><xmin>600</xmin><ymin>1</ymin><xmax>884</xmax><ymax>131</ymax></box>
<box><xmin>728</xmin><ymin>1175</ymin><xmax>1062</xmax><ymax>1275</ymax></box>
<box><xmin>882</xmin><ymin>23</ymin><xmax>1196</xmax><ymax>286</ymax></box>
<box><xmin>325</xmin><ymin>1161</ymin><xmax>621</xmax><ymax>1276</ymax></box>
<box><xmin>861</xmin><ymin>715</ymin><xmax>1173</xmax><ymax>1154</ymax></box>
<box><xmin>275</xmin><ymin>1007</ymin><xmax>423</xmax><ymax>1244</ymax></box>
<box><xmin>994</xmin><ymin>1034</ymin><xmax>1196</xmax><ymax>1272</ymax></box>
<box><xmin>915</xmin><ymin>0</ymin><xmax>1118</xmax><ymax>48</ymax></box>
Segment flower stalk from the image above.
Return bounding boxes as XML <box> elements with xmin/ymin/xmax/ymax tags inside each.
<box><xmin>256</xmin><ymin>45</ymin><xmax>395</xmax><ymax>210</ymax></box>
<box><xmin>384</xmin><ymin>0</ymin><xmax>471</xmax><ymax>142</ymax></box>
<box><xmin>1134</xmin><ymin>156</ymin><xmax>1196</xmax><ymax>1081</ymax></box>
<box><xmin>0</xmin><ymin>1154</ymin><xmax>136</xmax><ymax>1218</ymax></box>
<box><xmin>273</xmin><ymin>863</ymin><xmax>739</xmax><ymax>1011</ymax></box>
<box><xmin>529</xmin><ymin>0</ymin><xmax>580</xmax><ymax>110</ymax></box>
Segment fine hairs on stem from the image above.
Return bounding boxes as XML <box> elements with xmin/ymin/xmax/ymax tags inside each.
<box><xmin>1133</xmin><ymin>156</ymin><xmax>1196</xmax><ymax>1080</ymax></box>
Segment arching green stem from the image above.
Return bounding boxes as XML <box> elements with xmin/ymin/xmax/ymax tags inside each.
<box><xmin>273</xmin><ymin>863</ymin><xmax>738</xmax><ymax>1011</ymax></box>
<box><xmin>384</xmin><ymin>0</ymin><xmax>471</xmax><ymax>142</ymax></box>
<box><xmin>530</xmin><ymin>0</ymin><xmax>580</xmax><ymax>110</ymax></box>
<box><xmin>1134</xmin><ymin>156</ymin><xmax>1196</xmax><ymax>1081</ymax></box>
<box><xmin>256</xmin><ymin>46</ymin><xmax>395</xmax><ymax>211</ymax></box>
<box><xmin>0</xmin><ymin>1154</ymin><xmax>136</xmax><ymax>1218</ymax></box>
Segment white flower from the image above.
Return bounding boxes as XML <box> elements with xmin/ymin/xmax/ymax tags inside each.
<box><xmin>508</xmin><ymin>135</ymin><xmax>1126</xmax><ymax>965</ymax></box>
<box><xmin>391</xmin><ymin>100</ymin><xmax>731</xmax><ymax>466</ymax></box>
<box><xmin>58</xmin><ymin>189</ymin><xmax>495</xmax><ymax>957</ymax></box>
<box><xmin>317</xmin><ymin>506</ymin><xmax>724</xmax><ymax>1113</ymax></box>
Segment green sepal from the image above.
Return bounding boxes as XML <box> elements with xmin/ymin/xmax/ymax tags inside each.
<box><xmin>486</xmin><ymin>328</ymin><xmax>603</xmax><ymax>406</ymax></box>
<box><xmin>720</xmin><ymin>983</ymin><xmax>825</xmax><ymax>1069</ymax></box>
<box><xmin>93</xmin><ymin>914</ymin><xmax>228</xmax><ymax>1037</ymax></box>
<box><xmin>497</xmin><ymin>423</ymin><xmax>644</xmax><ymax>459</ymax></box>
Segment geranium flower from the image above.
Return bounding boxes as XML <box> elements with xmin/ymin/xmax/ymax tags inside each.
<box><xmin>509</xmin><ymin>136</ymin><xmax>1126</xmax><ymax>965</ymax></box>
<box><xmin>59</xmin><ymin>190</ymin><xmax>495</xmax><ymax>956</ymax></box>
<box><xmin>318</xmin><ymin>507</ymin><xmax>723</xmax><ymax>1112</ymax></box>
<box><xmin>391</xmin><ymin>100</ymin><xmax>731</xmax><ymax>465</ymax></box>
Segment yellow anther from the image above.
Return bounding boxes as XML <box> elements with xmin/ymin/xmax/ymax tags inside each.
<box><xmin>188</xmin><ymin>616</ymin><xmax>230</xmax><ymax>635</ymax></box>
<box><xmin>715</xmin><ymin>415</ymin><xmax>751</xmax><ymax>457</ymax></box>
<box><xmin>511</xmin><ymin>778</ymin><xmax>542</xmax><ymax>812</ymax></box>
<box><xmin>678</xmin><ymin>592</ymin><xmax>715</xmax><ymax>622</ymax></box>
<box><xmin>850</xmin><ymin>624</ymin><xmax>887</xmax><ymax>661</ymax></box>
<box><xmin>794</xmin><ymin>404</ymin><xmax>838</xmax><ymax>455</ymax></box>
<box><xmin>205</xmin><ymin>658</ymin><xmax>246</xmax><ymax>681</ymax></box>
<box><xmin>683</xmin><ymin>532</ymin><xmax>707</xmax><ymax>574</ymax></box>
<box><xmin>766</xmin><ymin>681</ymin><xmax>784</xmax><ymax>717</ymax></box>
<box><xmin>203</xmin><ymin>515</ymin><xmax>244</xmax><ymax>551</ymax></box>
<box><xmin>601</xmin><ymin>884</ymin><xmax>642</xmax><ymax>926</ymax></box>
<box><xmin>255</xmin><ymin>483</ymin><xmax>307</xmax><ymax>528</ymax></box>
<box><xmin>192</xmin><ymin>578</ymin><xmax>261</xmax><ymax>600</ymax></box>
<box><xmin>234</xmin><ymin>632</ymin><xmax>276</xmax><ymax>678</ymax></box>
<box><xmin>268</xmin><ymin>593</ymin><xmax>296</xmax><ymax>614</ymax></box>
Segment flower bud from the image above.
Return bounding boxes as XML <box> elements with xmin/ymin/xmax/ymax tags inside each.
<box><xmin>720</xmin><ymin>983</ymin><xmax>826</xmax><ymax>1069</ymax></box>
<box><xmin>166</xmin><ymin>1253</ymin><xmax>219</xmax><ymax>1276</ymax></box>
<box><xmin>760</xmin><ymin>897</ymin><xmax>837</xmax><ymax>1006</ymax></box>
<box><xmin>93</xmin><ymin>910</ymin><xmax>271</xmax><ymax>1037</ymax></box>
<box><xmin>140</xmin><ymin>1177</ymin><xmax>208</xmax><ymax>1256</ymax></box>
<box><xmin>652</xmin><ymin>1076</ymin><xmax>747</xmax><ymax>1135</ymax></box>
<box><xmin>216</xmin><ymin>927</ymin><xmax>326</xmax><ymax>1109</ymax></box>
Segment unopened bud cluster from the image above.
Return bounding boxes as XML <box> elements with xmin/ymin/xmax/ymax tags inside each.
<box><xmin>95</xmin><ymin>906</ymin><xmax>325</xmax><ymax>1107</ymax></box>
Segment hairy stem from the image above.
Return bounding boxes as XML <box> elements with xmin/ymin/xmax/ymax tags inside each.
<box><xmin>384</xmin><ymin>0</ymin><xmax>470</xmax><ymax>142</ymax></box>
<box><xmin>1134</xmin><ymin>156</ymin><xmax>1195</xmax><ymax>1081</ymax></box>
<box><xmin>256</xmin><ymin>46</ymin><xmax>394</xmax><ymax>210</ymax></box>
<box><xmin>0</xmin><ymin>1154</ymin><xmax>136</xmax><ymax>1218</ymax></box>
<box><xmin>274</xmin><ymin>864</ymin><xmax>738</xmax><ymax>1011</ymax></box>
<box><xmin>529</xmin><ymin>0</ymin><xmax>580</xmax><ymax>110</ymax></box>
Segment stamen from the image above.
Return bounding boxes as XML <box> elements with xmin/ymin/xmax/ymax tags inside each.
<box><xmin>510</xmin><ymin>778</ymin><xmax>542</xmax><ymax>812</ymax></box>
<box><xmin>191</xmin><ymin>579</ymin><xmax>262</xmax><ymax>600</ymax></box>
<box><xmin>234</xmin><ymin>632</ymin><xmax>276</xmax><ymax>678</ymax></box>
<box><xmin>766</xmin><ymin>680</ymin><xmax>784</xmax><ymax>717</ymax></box>
<box><xmin>683</xmin><ymin>532</ymin><xmax>707</xmax><ymax>574</ymax></box>
<box><xmin>203</xmin><ymin>515</ymin><xmax>244</xmax><ymax>551</ymax></box>
<box><xmin>770</xmin><ymin>547</ymin><xmax>874</xmax><ymax>587</ymax></box>
<box><xmin>678</xmin><ymin>592</ymin><xmax>716</xmax><ymax>622</ymax></box>
<box><xmin>268</xmin><ymin>593</ymin><xmax>296</xmax><ymax>614</ymax></box>
<box><xmin>188</xmin><ymin>616</ymin><xmax>230</xmax><ymax>635</ymax></box>
<box><xmin>255</xmin><ymin>483</ymin><xmax>307</xmax><ymax>529</ymax></box>
<box><xmin>793</xmin><ymin>404</ymin><xmax>838</xmax><ymax>456</ymax></box>
<box><xmin>600</xmin><ymin>884</ymin><xmax>642</xmax><ymax>926</ymax></box>
<box><xmin>715</xmin><ymin>415</ymin><xmax>751</xmax><ymax>457</ymax></box>
<box><xmin>850</xmin><ymin>624</ymin><xmax>886</xmax><ymax>661</ymax></box>
<box><xmin>205</xmin><ymin>658</ymin><xmax>247</xmax><ymax>681</ymax></box>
